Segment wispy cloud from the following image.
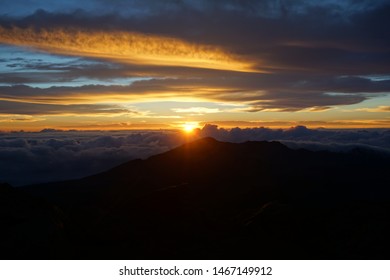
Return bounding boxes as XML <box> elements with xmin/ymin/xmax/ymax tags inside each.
<box><xmin>355</xmin><ymin>106</ymin><xmax>390</xmax><ymax>112</ymax></box>
<box><xmin>172</xmin><ymin>107</ymin><xmax>221</xmax><ymax>115</ymax></box>
<box><xmin>0</xmin><ymin>114</ymin><xmax>45</xmax><ymax>122</ymax></box>
<box><xmin>0</xmin><ymin>100</ymin><xmax>138</xmax><ymax>116</ymax></box>
<box><xmin>0</xmin><ymin>26</ymin><xmax>256</xmax><ymax>72</ymax></box>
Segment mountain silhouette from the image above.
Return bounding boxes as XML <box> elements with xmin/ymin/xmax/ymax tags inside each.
<box><xmin>2</xmin><ymin>137</ymin><xmax>390</xmax><ymax>259</ymax></box>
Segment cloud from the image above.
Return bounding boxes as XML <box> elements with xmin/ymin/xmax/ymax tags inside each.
<box><xmin>2</xmin><ymin>2</ymin><xmax>388</xmax><ymax>74</ymax></box>
<box><xmin>0</xmin><ymin>26</ymin><xmax>255</xmax><ymax>72</ymax></box>
<box><xmin>0</xmin><ymin>130</ymin><xmax>185</xmax><ymax>186</ymax></box>
<box><xmin>172</xmin><ymin>107</ymin><xmax>221</xmax><ymax>115</ymax></box>
<box><xmin>0</xmin><ymin>114</ymin><xmax>45</xmax><ymax>122</ymax></box>
<box><xmin>0</xmin><ymin>100</ymin><xmax>138</xmax><ymax>116</ymax></box>
<box><xmin>200</xmin><ymin>120</ymin><xmax>390</xmax><ymax>129</ymax></box>
<box><xmin>355</xmin><ymin>106</ymin><xmax>390</xmax><ymax>112</ymax></box>
<box><xmin>2</xmin><ymin>74</ymin><xmax>388</xmax><ymax>112</ymax></box>
<box><xmin>195</xmin><ymin>124</ymin><xmax>390</xmax><ymax>153</ymax></box>
<box><xmin>0</xmin><ymin>55</ymin><xmax>143</xmax><ymax>85</ymax></box>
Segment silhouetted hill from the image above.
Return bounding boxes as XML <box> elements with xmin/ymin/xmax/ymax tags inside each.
<box><xmin>3</xmin><ymin>138</ymin><xmax>390</xmax><ymax>259</ymax></box>
<box><xmin>0</xmin><ymin>183</ymin><xmax>67</xmax><ymax>259</ymax></box>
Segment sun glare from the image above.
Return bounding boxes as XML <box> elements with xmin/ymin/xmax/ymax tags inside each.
<box><xmin>182</xmin><ymin>122</ymin><xmax>198</xmax><ymax>133</ymax></box>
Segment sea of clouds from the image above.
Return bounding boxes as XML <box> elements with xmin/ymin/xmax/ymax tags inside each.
<box><xmin>1</xmin><ymin>125</ymin><xmax>389</xmax><ymax>186</ymax></box>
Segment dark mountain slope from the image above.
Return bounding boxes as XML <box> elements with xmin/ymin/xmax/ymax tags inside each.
<box><xmin>4</xmin><ymin>138</ymin><xmax>390</xmax><ymax>259</ymax></box>
<box><xmin>0</xmin><ymin>183</ymin><xmax>67</xmax><ymax>259</ymax></box>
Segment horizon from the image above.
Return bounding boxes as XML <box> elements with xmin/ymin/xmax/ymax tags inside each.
<box><xmin>2</xmin><ymin>123</ymin><xmax>390</xmax><ymax>133</ymax></box>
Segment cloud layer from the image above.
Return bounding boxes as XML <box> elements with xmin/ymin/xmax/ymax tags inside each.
<box><xmin>196</xmin><ymin>124</ymin><xmax>390</xmax><ymax>153</ymax></box>
<box><xmin>1</xmin><ymin>126</ymin><xmax>389</xmax><ymax>186</ymax></box>
<box><xmin>0</xmin><ymin>130</ymin><xmax>184</xmax><ymax>186</ymax></box>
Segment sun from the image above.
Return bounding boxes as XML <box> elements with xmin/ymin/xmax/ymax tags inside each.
<box><xmin>182</xmin><ymin>122</ymin><xmax>198</xmax><ymax>133</ymax></box>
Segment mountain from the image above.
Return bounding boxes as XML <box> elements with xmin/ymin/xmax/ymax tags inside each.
<box><xmin>0</xmin><ymin>182</ymin><xmax>67</xmax><ymax>259</ymax></box>
<box><xmin>2</xmin><ymin>137</ymin><xmax>390</xmax><ymax>259</ymax></box>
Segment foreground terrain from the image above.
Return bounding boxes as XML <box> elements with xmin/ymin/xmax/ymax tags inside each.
<box><xmin>1</xmin><ymin>138</ymin><xmax>390</xmax><ymax>259</ymax></box>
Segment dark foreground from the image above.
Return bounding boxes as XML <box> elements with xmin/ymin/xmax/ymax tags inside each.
<box><xmin>1</xmin><ymin>138</ymin><xmax>390</xmax><ymax>259</ymax></box>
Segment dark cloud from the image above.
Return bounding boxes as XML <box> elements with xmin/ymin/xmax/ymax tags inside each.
<box><xmin>2</xmin><ymin>73</ymin><xmax>388</xmax><ymax>112</ymax></box>
<box><xmin>0</xmin><ymin>54</ymin><xmax>149</xmax><ymax>85</ymax></box>
<box><xmin>0</xmin><ymin>99</ymin><xmax>137</xmax><ymax>115</ymax></box>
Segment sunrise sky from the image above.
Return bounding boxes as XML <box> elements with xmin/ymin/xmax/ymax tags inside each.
<box><xmin>0</xmin><ymin>0</ymin><xmax>389</xmax><ymax>131</ymax></box>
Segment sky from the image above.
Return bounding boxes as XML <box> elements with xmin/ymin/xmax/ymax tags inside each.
<box><xmin>0</xmin><ymin>0</ymin><xmax>390</xmax><ymax>131</ymax></box>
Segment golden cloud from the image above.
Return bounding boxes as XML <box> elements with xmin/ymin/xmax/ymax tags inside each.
<box><xmin>0</xmin><ymin>26</ymin><xmax>256</xmax><ymax>72</ymax></box>
<box><xmin>0</xmin><ymin>114</ymin><xmax>45</xmax><ymax>122</ymax></box>
<box><xmin>355</xmin><ymin>106</ymin><xmax>390</xmax><ymax>112</ymax></box>
<box><xmin>201</xmin><ymin>119</ymin><xmax>390</xmax><ymax>129</ymax></box>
